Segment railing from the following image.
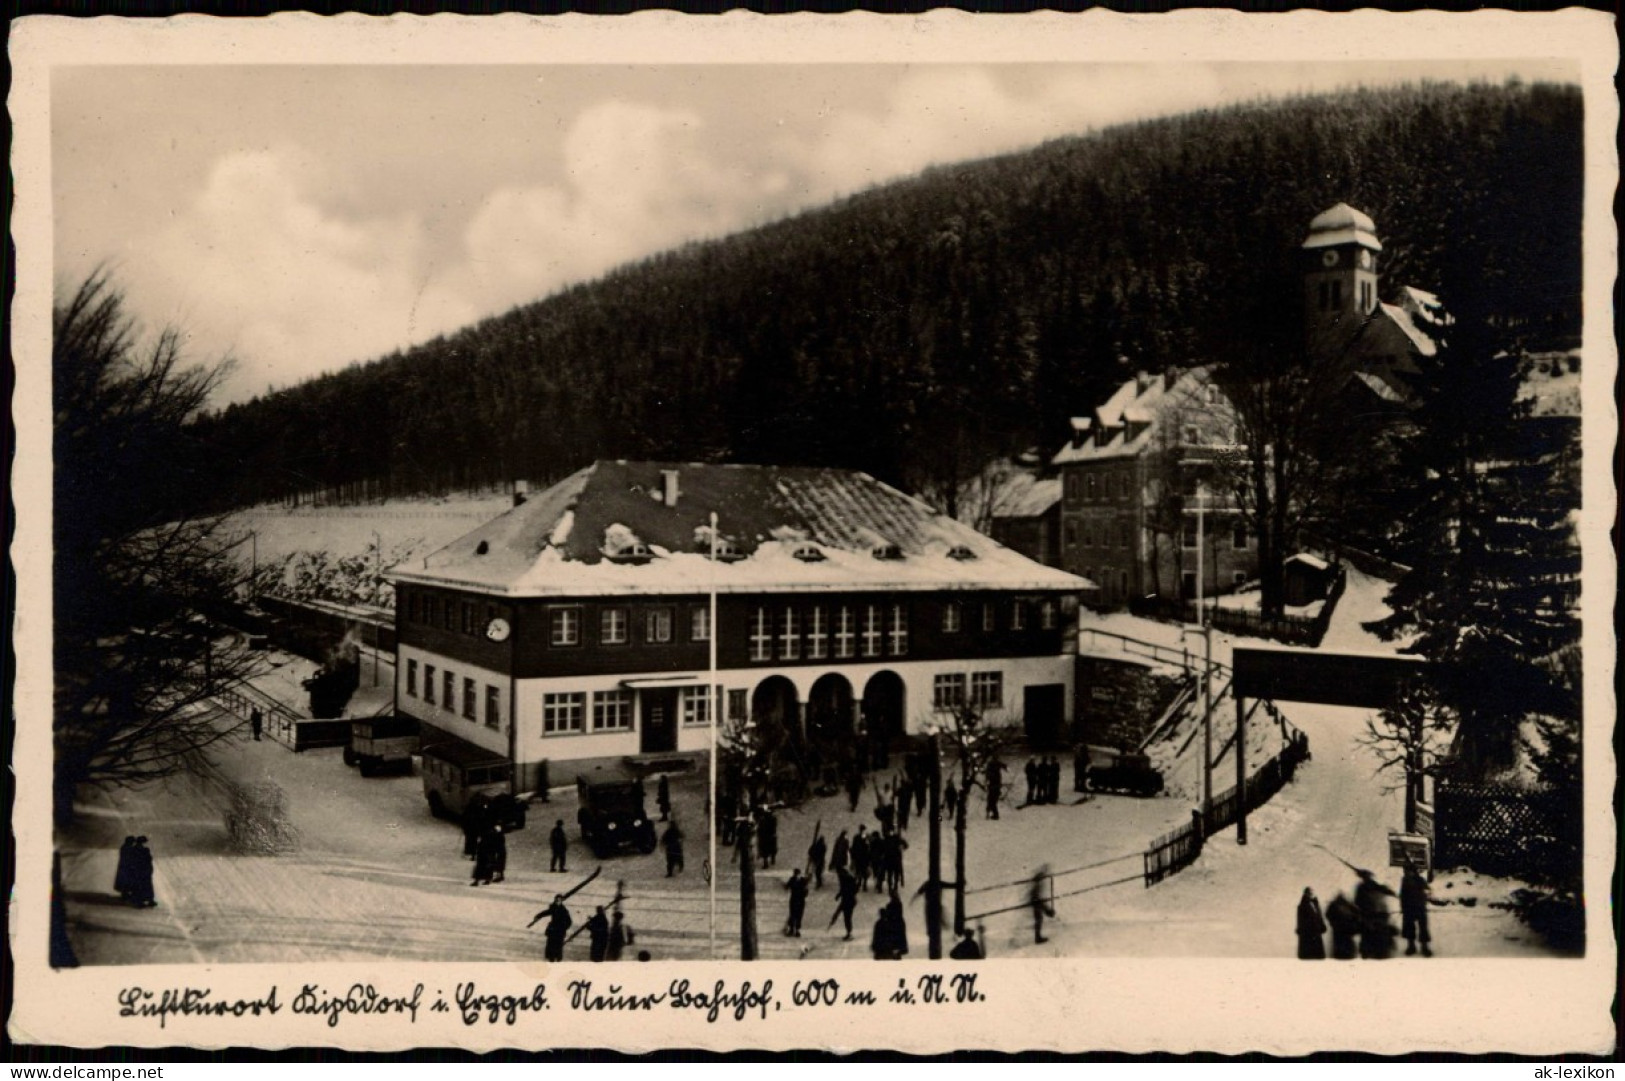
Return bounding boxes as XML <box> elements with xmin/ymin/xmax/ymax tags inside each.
<box><xmin>1127</xmin><ymin>564</ymin><xmax>1348</xmax><ymax>649</ymax></box>
<box><xmin>1077</xmin><ymin>627</ymin><xmax>1232</xmax><ymax>676</ymax></box>
<box><xmin>214</xmin><ymin>681</ymin><xmax>305</xmax><ymax>749</ymax></box>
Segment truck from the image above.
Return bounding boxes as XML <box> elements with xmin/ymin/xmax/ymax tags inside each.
<box><xmin>343</xmin><ymin>715</ymin><xmax>419</xmax><ymax>776</ymax></box>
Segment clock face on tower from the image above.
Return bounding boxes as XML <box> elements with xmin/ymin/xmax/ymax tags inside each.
<box><xmin>1358</xmin><ymin>249</ymin><xmax>1373</xmax><ymax>269</ymax></box>
<box><xmin>1321</xmin><ymin>249</ymin><xmax>1340</xmax><ymax>268</ymax></box>
<box><xmin>485</xmin><ymin>617</ymin><xmax>511</xmax><ymax>642</ymax></box>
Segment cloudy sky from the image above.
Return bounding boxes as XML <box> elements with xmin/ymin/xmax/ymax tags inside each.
<box><xmin>53</xmin><ymin>60</ymin><xmax>1571</xmax><ymax>404</ymax></box>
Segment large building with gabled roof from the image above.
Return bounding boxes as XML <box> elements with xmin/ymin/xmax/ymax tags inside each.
<box><xmin>387</xmin><ymin>460</ymin><xmax>1091</xmax><ymax>789</ymax></box>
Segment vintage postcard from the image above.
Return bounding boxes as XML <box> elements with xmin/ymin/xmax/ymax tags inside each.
<box><xmin>7</xmin><ymin>10</ymin><xmax>1617</xmax><ymax>1055</ymax></box>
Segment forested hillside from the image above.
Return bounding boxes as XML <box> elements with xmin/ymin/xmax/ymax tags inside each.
<box><xmin>187</xmin><ymin>80</ymin><xmax>1581</xmax><ymax>513</ymax></box>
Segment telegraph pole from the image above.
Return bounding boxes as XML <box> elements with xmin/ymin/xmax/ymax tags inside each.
<box><xmin>738</xmin><ymin>815</ymin><xmax>759</xmax><ymax>960</ymax></box>
<box><xmin>926</xmin><ymin>736</ymin><xmax>943</xmax><ymax>959</ymax></box>
<box><xmin>1235</xmin><ymin>695</ymin><xmax>1248</xmax><ymax>845</ymax></box>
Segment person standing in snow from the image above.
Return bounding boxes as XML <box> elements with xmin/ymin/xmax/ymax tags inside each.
<box><xmin>1029</xmin><ymin>866</ymin><xmax>1055</xmax><ymax>944</ymax></box>
<box><xmin>656</xmin><ymin>775</ymin><xmax>672</xmax><ymax>822</ymax></box>
<box><xmin>1296</xmin><ymin>887</ymin><xmax>1327</xmax><ymax>959</ymax></box>
<box><xmin>1324</xmin><ymin>891</ymin><xmax>1361</xmax><ymax>960</ymax></box>
<box><xmin>549</xmin><ymin>819</ymin><xmax>568</xmax><ymax>873</ymax></box>
<box><xmin>1400</xmin><ymin>864</ymin><xmax>1433</xmax><ymax>957</ymax></box>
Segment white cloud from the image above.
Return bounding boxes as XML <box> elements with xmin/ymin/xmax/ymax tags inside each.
<box><xmin>452</xmin><ymin>100</ymin><xmax>782</xmax><ymax>315</ymax></box>
<box><xmin>144</xmin><ymin>147</ymin><xmax>478</xmax><ymax>399</ymax></box>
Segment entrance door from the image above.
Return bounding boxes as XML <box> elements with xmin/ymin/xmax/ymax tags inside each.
<box><xmin>1023</xmin><ymin>683</ymin><xmax>1066</xmax><ymax>749</ymax></box>
<box><xmin>640</xmin><ymin>689</ymin><xmax>678</xmax><ymax>754</ymax></box>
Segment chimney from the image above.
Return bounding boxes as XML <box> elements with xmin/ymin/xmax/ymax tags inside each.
<box><xmin>661</xmin><ymin>469</ymin><xmax>680</xmax><ymax>508</ymax></box>
<box><xmin>1135</xmin><ymin>371</ymin><xmax>1152</xmax><ymax>395</ymax></box>
<box><xmin>513</xmin><ymin>480</ymin><xmax>529</xmax><ymax>508</ymax></box>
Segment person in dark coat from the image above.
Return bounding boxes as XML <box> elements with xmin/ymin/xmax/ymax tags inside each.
<box><xmin>807</xmin><ymin>831</ymin><xmax>828</xmax><ymax>889</ymax></box>
<box><xmin>944</xmin><ymin>778</ymin><xmax>958</xmax><ymax>821</ymax></box>
<box><xmin>1074</xmin><ymin>748</ymin><xmax>1091</xmax><ymax>795</ymax></box>
<box><xmin>913</xmin><ymin>774</ymin><xmax>927</xmax><ymax>817</ymax></box>
<box><xmin>529</xmin><ymin>895</ymin><xmax>572</xmax><ymax>961</ymax></box>
<box><xmin>128</xmin><ymin>837</ymin><xmax>156</xmax><ymax>908</ymax></box>
<box><xmin>949</xmin><ymin>928</ymin><xmax>983</xmax><ymax>960</ymax></box>
<box><xmin>250</xmin><ymin>708</ymin><xmax>263</xmax><ymax>741</ymax></box>
<box><xmin>656</xmin><ymin>775</ymin><xmax>672</xmax><ymax>822</ymax></box>
<box><xmin>846</xmin><ymin>768</ymin><xmax>863</xmax><ymax>814</ymax></box>
<box><xmin>828</xmin><ymin>866</ymin><xmax>859</xmax><ymax>940</ymax></box>
<box><xmin>871</xmin><ymin>892</ymin><xmax>908</xmax><ymax>960</ymax></box>
<box><xmin>471</xmin><ymin>824</ymin><xmax>504</xmax><ymax>886</ymax></box>
<box><xmin>885</xmin><ymin>830</ymin><xmax>909</xmax><ymax>893</ymax></box>
<box><xmin>851</xmin><ymin>826</ymin><xmax>872</xmax><ymax>891</ymax></box>
<box><xmin>662</xmin><ymin>820</ymin><xmax>685</xmax><ymax>877</ymax></box>
<box><xmin>549</xmin><ymin>819</ymin><xmax>568</xmax><ymax>873</ymax></box>
<box><xmin>985</xmin><ymin>759</ymin><xmax>1006</xmax><ymax>819</ymax></box>
<box><xmin>1354</xmin><ymin>870</ymin><xmax>1397</xmax><ymax>960</ymax></box>
<box><xmin>895</xmin><ymin>784</ymin><xmax>910</xmax><ymax>833</ymax></box>
<box><xmin>1023</xmin><ymin>758</ymin><xmax>1038</xmax><ymax>806</ymax></box>
<box><xmin>114</xmin><ymin>836</ymin><xmax>137</xmax><ymax>903</ymax></box>
<box><xmin>585</xmin><ymin>905</ymin><xmax>611</xmax><ymax>962</ymax></box>
<box><xmin>1046</xmin><ymin>757</ymin><xmax>1061</xmax><ymax>803</ymax></box>
<box><xmin>1029</xmin><ymin>866</ymin><xmax>1055</xmax><ymax>944</ymax></box>
<box><xmin>1400</xmin><ymin>865</ymin><xmax>1433</xmax><ymax>957</ymax></box>
<box><xmin>1296</xmin><ymin>887</ymin><xmax>1327</xmax><ymax>959</ymax></box>
<box><xmin>758</xmin><ymin>810</ymin><xmax>779</xmax><ymax>868</ymax></box>
<box><xmin>874</xmin><ymin>787</ymin><xmax>895</xmax><ymax>834</ymax></box>
<box><xmin>462</xmin><ymin>800</ymin><xmax>485</xmax><ymax>859</ymax></box>
<box><xmin>830</xmin><ymin>829</ymin><xmax>850</xmax><ymax>877</ymax></box>
<box><xmin>784</xmin><ymin>869</ymin><xmax>809</xmax><ymax>936</ymax></box>
<box><xmin>718</xmin><ymin>789</ymin><xmax>738</xmax><ymax>846</ymax></box>
<box><xmin>607</xmin><ymin>910</ymin><xmax>633</xmax><ymax>961</ymax></box>
<box><xmin>1325</xmin><ymin>891</ymin><xmax>1361</xmax><ymax>960</ymax></box>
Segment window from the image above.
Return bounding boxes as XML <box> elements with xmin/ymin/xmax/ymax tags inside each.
<box><xmin>424</xmin><ymin>664</ymin><xmax>436</xmax><ymax>705</ymax></box>
<box><xmin>1204</xmin><ymin>384</ymin><xmax>1218</xmax><ymax>404</ymax></box>
<box><xmin>807</xmin><ymin>607</ymin><xmax>828</xmax><ymax>659</ymax></box>
<box><xmin>1066</xmin><ymin>521</ymin><xmax>1078</xmax><ymax>548</ymax></box>
<box><xmin>1086</xmin><ymin>475</ymin><xmax>1097</xmax><ymax>500</ymax></box>
<box><xmin>1120</xmin><ymin>522</ymin><xmax>1132</xmax><ymax>549</ymax></box>
<box><xmin>681</xmin><ymin>686</ymin><xmax>712</xmax><ymax>727</ymax></box>
<box><xmin>690</xmin><ymin>605</ymin><xmax>711</xmax><ymax>643</ymax></box>
<box><xmin>835</xmin><ymin>607</ymin><xmax>856</xmax><ymax>658</ymax></box>
<box><xmin>543</xmin><ymin>692</ymin><xmax>585</xmax><ymax>735</ymax></box>
<box><xmin>982</xmin><ymin>603</ymin><xmax>996</xmax><ymax>633</ymax></box>
<box><xmin>1185</xmin><ymin>426</ymin><xmax>1201</xmax><ymax>445</ymax></box>
<box><xmin>1082</xmin><ymin>524</ymin><xmax>1093</xmax><ymax>548</ymax></box>
<box><xmin>861</xmin><ymin>605</ymin><xmax>882</xmax><ymax>657</ymax></box>
<box><xmin>463</xmin><ymin>677</ymin><xmax>476</xmax><ymax>720</ymax></box>
<box><xmin>443</xmin><ymin>671</ymin><xmax>455</xmax><ymax>711</ymax></box>
<box><xmin>1233</xmin><ymin>524</ymin><xmax>1250</xmax><ymax>550</ymax></box>
<box><xmin>1011</xmin><ymin>600</ymin><xmax>1027</xmax><ymax>631</ymax></box>
<box><xmin>888</xmin><ymin>604</ymin><xmax>908</xmax><ymax>655</ymax></box>
<box><xmin>443</xmin><ymin>600</ymin><xmax>455</xmax><ymax>631</ymax></box>
<box><xmin>1233</xmin><ymin>571</ymin><xmax>1248</xmax><ymax>586</ymax></box>
<box><xmin>750</xmin><ymin>608</ymin><xmax>772</xmax><ymax>662</ymax></box>
<box><xmin>645</xmin><ymin>606</ymin><xmax>674</xmax><ymax>645</ymax></box>
<box><xmin>779</xmin><ymin>607</ymin><xmax>800</xmax><ymax>660</ymax></box>
<box><xmin>461</xmin><ymin>602</ymin><xmax>474</xmax><ymax>634</ymax></box>
<box><xmin>408</xmin><ymin>594</ymin><xmax>420</xmax><ymax>622</ymax></box>
<box><xmin>485</xmin><ymin>685</ymin><xmax>501</xmax><ymax>729</ymax></box>
<box><xmin>933</xmin><ymin>673</ymin><xmax>967</xmax><ymax>711</ymax></box>
<box><xmin>942</xmin><ymin>601</ymin><xmax>962</xmax><ymax>634</ymax></box>
<box><xmin>592</xmin><ymin>690</ymin><xmax>632</xmax><ymax>732</ymax></box>
<box><xmin>406</xmin><ymin>659</ymin><xmax>418</xmax><ymax>697</ymax></box>
<box><xmin>1040</xmin><ymin>599</ymin><xmax>1058</xmax><ymax>630</ymax></box>
<box><xmin>727</xmin><ymin>689</ymin><xmax>748</xmax><ymax>723</ymax></box>
<box><xmin>1182</xmin><ymin>522</ymin><xmax>1198</xmax><ymax>549</ymax></box>
<box><xmin>971</xmin><ymin>671</ymin><xmax>1003</xmax><ymax>709</ymax></box>
<box><xmin>550</xmin><ymin>607</ymin><xmax>581</xmax><ymax>646</ymax></box>
<box><xmin>600</xmin><ymin>607</ymin><xmax>629</xmax><ymax>645</ymax></box>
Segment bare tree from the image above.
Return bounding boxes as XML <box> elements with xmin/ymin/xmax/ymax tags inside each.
<box><xmin>1359</xmin><ymin>680</ymin><xmax>1455</xmax><ymax>831</ymax></box>
<box><xmin>53</xmin><ymin>269</ymin><xmax>255</xmax><ymax>822</ymax></box>
<box><xmin>927</xmin><ymin>701</ymin><xmax>1021</xmax><ymax>934</ymax></box>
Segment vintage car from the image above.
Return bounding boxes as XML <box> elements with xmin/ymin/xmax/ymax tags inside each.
<box><xmin>1079</xmin><ymin>744</ymin><xmax>1165</xmax><ymax>798</ymax></box>
<box><xmin>421</xmin><ymin>741</ymin><xmax>526</xmax><ymax>829</ymax></box>
<box><xmin>343</xmin><ymin>714</ymin><xmax>419</xmax><ymax>776</ymax></box>
<box><xmin>576</xmin><ymin>767</ymin><xmax>658</xmax><ymax>858</ymax></box>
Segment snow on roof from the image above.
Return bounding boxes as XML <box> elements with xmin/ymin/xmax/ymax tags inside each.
<box><xmin>389</xmin><ymin>461</ymin><xmax>1089</xmax><ymax>598</ymax></box>
<box><xmin>1377</xmin><ymin>302</ymin><xmax>1439</xmax><ymax>357</ymax></box>
<box><xmin>1051</xmin><ymin>367</ymin><xmax>1234</xmax><ymax>465</ymax></box>
<box><xmin>1399</xmin><ymin>286</ymin><xmax>1446</xmax><ymax>325</ymax></box>
<box><xmin>991</xmin><ymin>474</ymin><xmax>1062</xmax><ymax>520</ymax></box>
<box><xmin>1352</xmin><ymin>370</ymin><xmax>1407</xmax><ymax>403</ymax></box>
<box><xmin>1302</xmin><ymin>202</ymin><xmax>1383</xmax><ymax>252</ymax></box>
<box><xmin>1286</xmin><ymin>552</ymin><xmax>1330</xmax><ymax>571</ymax></box>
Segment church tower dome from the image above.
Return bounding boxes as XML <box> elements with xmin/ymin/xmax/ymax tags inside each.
<box><xmin>1302</xmin><ymin>202</ymin><xmax>1381</xmax><ymax>346</ymax></box>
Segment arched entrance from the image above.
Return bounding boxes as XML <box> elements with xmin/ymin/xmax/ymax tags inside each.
<box><xmin>750</xmin><ymin>676</ymin><xmax>800</xmax><ymax>738</ymax></box>
<box><xmin>806</xmin><ymin>674</ymin><xmax>855</xmax><ymax>746</ymax></box>
<box><xmin>861</xmin><ymin>670</ymin><xmax>906</xmax><ymax>769</ymax></box>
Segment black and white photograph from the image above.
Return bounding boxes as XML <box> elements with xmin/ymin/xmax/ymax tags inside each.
<box><xmin>9</xmin><ymin>11</ymin><xmax>1616</xmax><ymax>1055</ymax></box>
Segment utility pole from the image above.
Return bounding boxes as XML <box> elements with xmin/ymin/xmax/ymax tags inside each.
<box><xmin>1235</xmin><ymin>695</ymin><xmax>1248</xmax><ymax>846</ymax></box>
<box><xmin>953</xmin><ymin>743</ymin><xmax>970</xmax><ymax>936</ymax></box>
<box><xmin>738</xmin><ymin>815</ymin><xmax>759</xmax><ymax>961</ymax></box>
<box><xmin>926</xmin><ymin>735</ymin><xmax>943</xmax><ymax>959</ymax></box>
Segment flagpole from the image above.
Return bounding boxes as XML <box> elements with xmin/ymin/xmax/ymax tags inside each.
<box><xmin>708</xmin><ymin>511</ymin><xmax>719</xmax><ymax>959</ymax></box>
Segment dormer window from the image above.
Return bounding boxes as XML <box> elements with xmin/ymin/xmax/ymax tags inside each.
<box><xmin>871</xmin><ymin>544</ymin><xmax>904</xmax><ymax>562</ymax></box>
<box><xmin>793</xmin><ymin>544</ymin><xmax>827</xmax><ymax>563</ymax></box>
<box><xmin>606</xmin><ymin>541</ymin><xmax>653</xmax><ymax>563</ymax></box>
<box><xmin>947</xmin><ymin>545</ymin><xmax>977</xmax><ymax>561</ymax></box>
<box><xmin>708</xmin><ymin>539</ymin><xmax>746</xmax><ymax>562</ymax></box>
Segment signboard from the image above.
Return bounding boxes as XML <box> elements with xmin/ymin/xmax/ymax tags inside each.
<box><xmin>1232</xmin><ymin>648</ymin><xmax>1428</xmax><ymax>709</ymax></box>
<box><xmin>1388</xmin><ymin>831</ymin><xmax>1431</xmax><ymax>872</ymax></box>
<box><xmin>1414</xmin><ymin>800</ymin><xmax>1435</xmax><ymax>840</ymax></box>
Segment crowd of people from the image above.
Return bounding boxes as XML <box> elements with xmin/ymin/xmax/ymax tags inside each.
<box><xmin>1296</xmin><ymin>864</ymin><xmax>1433</xmax><ymax>960</ymax></box>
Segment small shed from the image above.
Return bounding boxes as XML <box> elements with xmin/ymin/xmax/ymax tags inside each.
<box><xmin>1283</xmin><ymin>552</ymin><xmax>1335</xmax><ymax>607</ymax></box>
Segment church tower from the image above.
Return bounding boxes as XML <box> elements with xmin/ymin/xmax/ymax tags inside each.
<box><xmin>1301</xmin><ymin>203</ymin><xmax>1381</xmax><ymax>349</ymax></box>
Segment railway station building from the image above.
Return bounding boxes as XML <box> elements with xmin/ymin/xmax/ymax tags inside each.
<box><xmin>387</xmin><ymin>460</ymin><xmax>1091</xmax><ymax>793</ymax></box>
